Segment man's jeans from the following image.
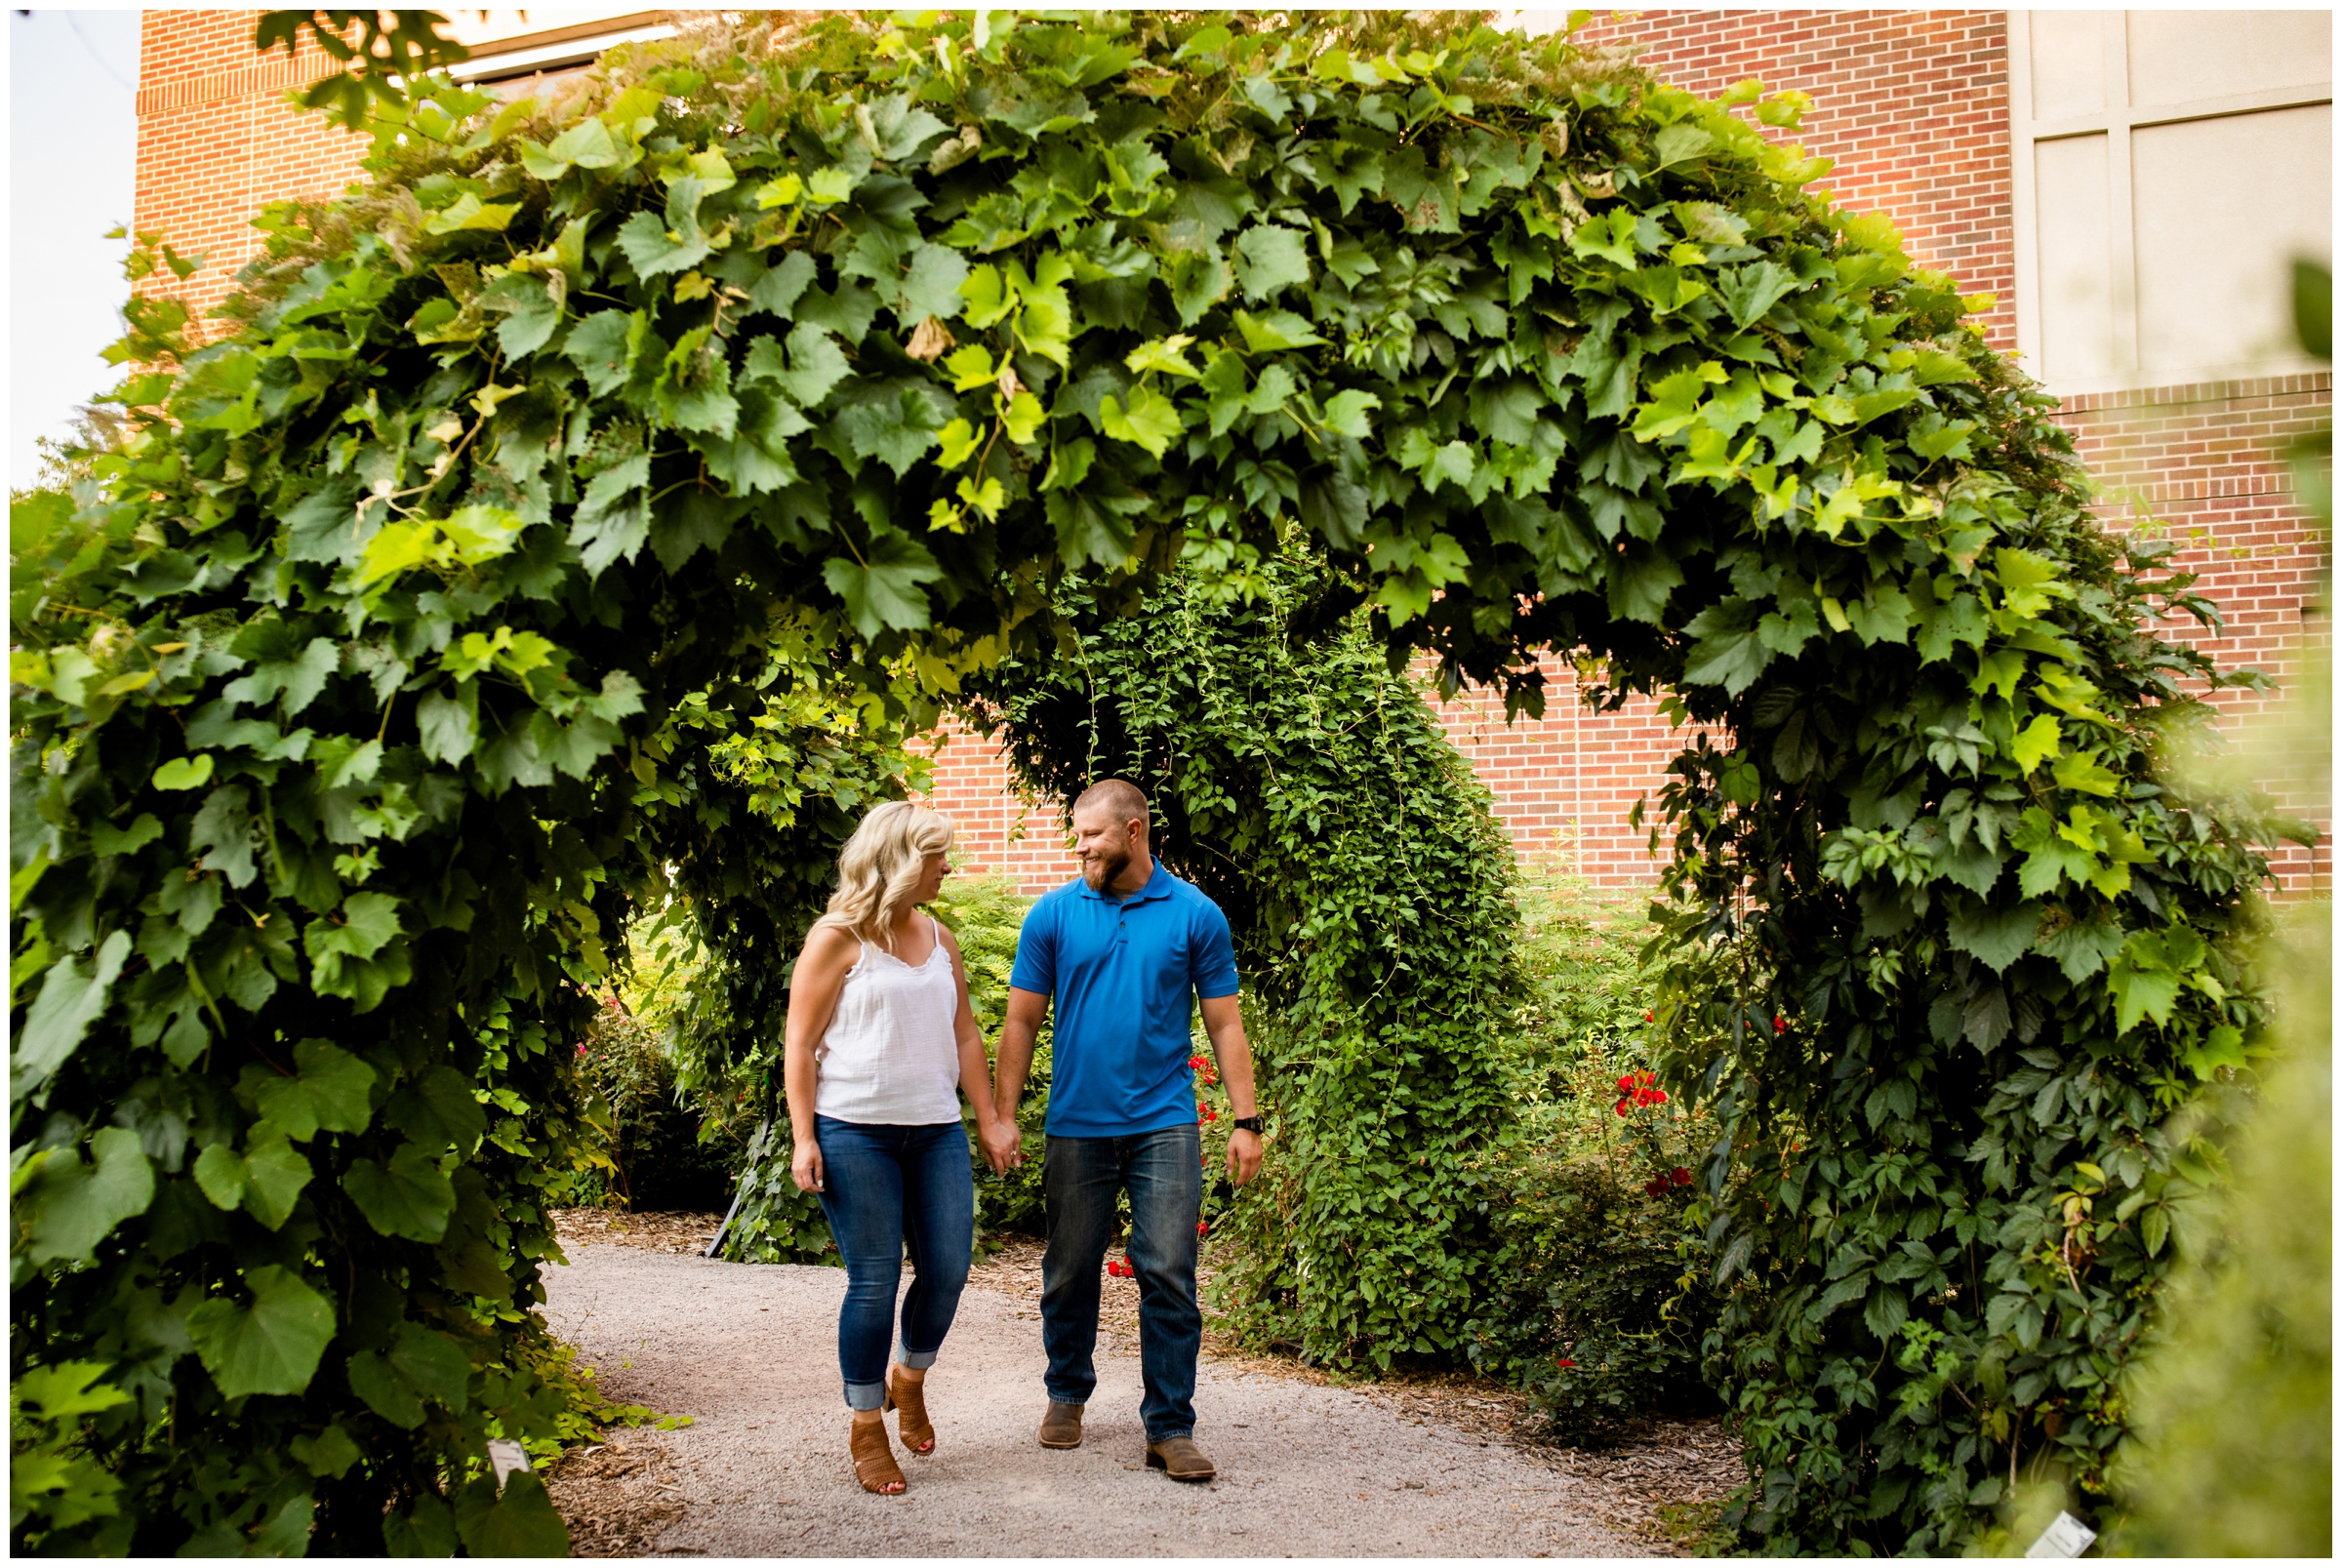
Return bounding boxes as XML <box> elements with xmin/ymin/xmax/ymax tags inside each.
<box><xmin>813</xmin><ymin>1115</ymin><xmax>974</xmax><ymax>1411</ymax></box>
<box><xmin>1039</xmin><ymin>1123</ymin><xmax>1203</xmax><ymax>1441</ymax></box>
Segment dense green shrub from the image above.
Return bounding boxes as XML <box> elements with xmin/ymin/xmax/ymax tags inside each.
<box><xmin>565</xmin><ymin>998</ymin><xmax>734</xmax><ymax>1212</ymax></box>
<box><xmin>1464</xmin><ymin>872</ymin><xmax>1721</xmax><ymax>1437</ymax></box>
<box><xmin>8</xmin><ymin>9</ymin><xmax>2295</xmax><ymax>1552</ymax></box>
<box><xmin>964</xmin><ymin>548</ymin><xmax>1525</xmax><ymax>1371</ymax></box>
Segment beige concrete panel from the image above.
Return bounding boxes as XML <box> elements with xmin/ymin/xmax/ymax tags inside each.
<box><xmin>443</xmin><ymin>9</ymin><xmax>659</xmax><ymax>48</ymax></box>
<box><xmin>2133</xmin><ymin>102</ymin><xmax>2333</xmax><ymax>377</ymax></box>
<box><xmin>2036</xmin><ymin>133</ymin><xmax>2119</xmax><ymax>382</ymax></box>
<box><xmin>2030</xmin><ymin>11</ymin><xmax>2110</xmax><ymax>120</ymax></box>
<box><xmin>2127</xmin><ymin>10</ymin><xmax>2332</xmax><ymax>109</ymax></box>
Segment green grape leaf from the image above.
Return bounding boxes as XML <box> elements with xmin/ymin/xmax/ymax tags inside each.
<box><xmin>193</xmin><ymin>1143</ymin><xmax>249</xmax><ymax>1212</ymax></box>
<box><xmin>1680</xmin><ymin>598</ymin><xmax>1772</xmax><ymax>695</ymax></box>
<box><xmin>21</xmin><ymin>1126</ymin><xmax>154</xmax><ymax>1266</ymax></box>
<box><xmin>345</xmin><ymin>1348</ymin><xmax>425</xmax><ymax>1428</ymax></box>
<box><xmin>15</xmin><ymin>930</ymin><xmax>132</xmax><ymax>1089</ymax></box>
<box><xmin>291</xmin><ymin>1424</ymin><xmax>364</xmax><ymax>1479</ymax></box>
<box><xmin>1947</xmin><ymin>901</ymin><xmax>2040</xmax><ymax>973</ymax></box>
<box><xmin>455</xmin><ymin>1470</ymin><xmax>570</xmax><ymax>1557</ymax></box>
<box><xmin>344</xmin><ymin>1142</ymin><xmax>460</xmax><ymax>1242</ymax></box>
<box><xmin>1232</xmin><ymin>308</ymin><xmax>1324</xmax><ymax>352</ymax></box>
<box><xmin>822</xmin><ymin>532</ymin><xmax>944</xmax><ymax>638</ymax></box>
<box><xmin>249</xmin><ymin>1038</ymin><xmax>379</xmax><ymax>1142</ymax></box>
<box><xmin>1233</xmin><ymin>223</ymin><xmax>1312</xmax><ymax>301</ymax></box>
<box><xmin>151</xmin><ymin>754</ymin><xmax>215</xmax><ymax>790</ymax></box>
<box><xmin>239</xmin><ymin>1135</ymin><xmax>314</xmax><ymax>1230</ymax></box>
<box><xmin>383</xmin><ymin>1496</ymin><xmax>461</xmax><ymax>1557</ymax></box>
<box><xmin>1098</xmin><ymin>382</ymin><xmax>1184</xmax><ymax>459</ymax></box>
<box><xmin>88</xmin><ymin>813</ymin><xmax>163</xmax><ymax>857</ymax></box>
<box><xmin>746</xmin><ymin>251</ymin><xmax>819</xmax><ymax>318</ymax></box>
<box><xmin>389</xmin><ymin>1321</ymin><xmax>473</xmax><ymax>1411</ymax></box>
<box><xmin>304</xmin><ymin>893</ymin><xmax>407</xmax><ymax>1002</ymax></box>
<box><xmin>1319</xmin><ymin>388</ymin><xmax>1382</xmax><ymax>439</ymax></box>
<box><xmin>836</xmin><ymin>385</ymin><xmax>951</xmax><ymax>476</ymax></box>
<box><xmin>15</xmin><ymin>1359</ymin><xmax>134</xmax><ymax>1421</ymax></box>
<box><xmin>187</xmin><ymin>1264</ymin><xmax>336</xmax><ymax>1399</ymax></box>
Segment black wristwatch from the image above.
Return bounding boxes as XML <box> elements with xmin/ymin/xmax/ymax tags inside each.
<box><xmin>1230</xmin><ymin>1115</ymin><xmax>1264</xmax><ymax>1135</ymax></box>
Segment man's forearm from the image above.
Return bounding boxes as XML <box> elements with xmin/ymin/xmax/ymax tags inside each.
<box><xmin>1199</xmin><ymin>996</ymin><xmax>1259</xmax><ymax>1118</ymax></box>
<box><xmin>1213</xmin><ymin>1036</ymin><xmax>1258</xmax><ymax>1118</ymax></box>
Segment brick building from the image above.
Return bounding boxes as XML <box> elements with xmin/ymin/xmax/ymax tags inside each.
<box><xmin>130</xmin><ymin>10</ymin><xmax>2332</xmax><ymax>892</ymax></box>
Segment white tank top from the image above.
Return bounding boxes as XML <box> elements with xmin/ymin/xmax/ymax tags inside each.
<box><xmin>812</xmin><ymin>916</ymin><xmax>963</xmax><ymax>1126</ymax></box>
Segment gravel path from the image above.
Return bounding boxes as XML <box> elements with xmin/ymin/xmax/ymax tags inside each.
<box><xmin>542</xmin><ymin>1242</ymin><xmax>1650</xmax><ymax>1556</ymax></box>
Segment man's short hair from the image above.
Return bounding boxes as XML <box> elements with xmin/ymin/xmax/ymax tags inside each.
<box><xmin>1072</xmin><ymin>778</ymin><xmax>1150</xmax><ymax>830</ymax></box>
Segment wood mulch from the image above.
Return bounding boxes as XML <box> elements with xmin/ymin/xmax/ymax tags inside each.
<box><xmin>551</xmin><ymin>1207</ymin><xmax>728</xmax><ymax>1257</ymax></box>
<box><xmin>551</xmin><ymin>1219</ymin><xmax>1744</xmax><ymax>1554</ymax></box>
<box><xmin>540</xmin><ymin>1434</ymin><xmax>686</xmax><ymax>1557</ymax></box>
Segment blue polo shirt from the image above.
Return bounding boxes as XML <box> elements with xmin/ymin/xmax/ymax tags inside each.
<box><xmin>1008</xmin><ymin>863</ymin><xmax>1241</xmax><ymax>1137</ymax></box>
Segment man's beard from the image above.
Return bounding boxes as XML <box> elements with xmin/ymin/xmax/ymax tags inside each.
<box><xmin>1081</xmin><ymin>845</ymin><xmax>1130</xmax><ymax>891</ymax></box>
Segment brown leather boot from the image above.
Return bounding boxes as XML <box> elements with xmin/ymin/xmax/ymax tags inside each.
<box><xmin>1145</xmin><ymin>1435</ymin><xmax>1216</xmax><ymax>1482</ymax></box>
<box><xmin>1038</xmin><ymin>1400</ymin><xmax>1084</xmax><ymax>1449</ymax></box>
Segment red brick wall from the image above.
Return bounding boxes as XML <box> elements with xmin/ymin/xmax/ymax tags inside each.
<box><xmin>2051</xmin><ymin>373</ymin><xmax>2333</xmax><ymax>892</ymax></box>
<box><xmin>1578</xmin><ymin>8</ymin><xmax>2018</xmax><ymax>349</ymax></box>
<box><xmin>917</xmin><ymin>673</ymin><xmax>1699</xmax><ymax>896</ymax></box>
<box><xmin>134</xmin><ymin>12</ymin><xmax>371</xmax><ymax>329</ymax></box>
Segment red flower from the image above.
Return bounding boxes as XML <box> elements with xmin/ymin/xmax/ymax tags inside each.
<box><xmin>1614</xmin><ymin>1100</ymin><xmax>1631</xmax><ymax>1117</ymax></box>
<box><xmin>1644</xmin><ymin>1010</ymin><xmax>1654</xmax><ymax>1023</ymax></box>
<box><xmin>1197</xmin><ymin>1220</ymin><xmax>1209</xmax><ymax>1237</ymax></box>
<box><xmin>1201</xmin><ymin>1106</ymin><xmax>1217</xmax><ymax>1122</ymax></box>
<box><xmin>1672</xmin><ymin>1167</ymin><xmax>1693</xmax><ymax>1186</ymax></box>
<box><xmin>1773</xmin><ymin>1014</ymin><xmax>1786</xmax><ymax>1033</ymax></box>
<box><xmin>1653</xmin><ymin>1090</ymin><xmax>1668</xmax><ymax>1105</ymax></box>
<box><xmin>1616</xmin><ymin>1075</ymin><xmax>1635</xmax><ymax>1093</ymax></box>
<box><xmin>1555</xmin><ymin>1357</ymin><xmax>1577</xmax><ymax>1369</ymax></box>
<box><xmin>1190</xmin><ymin>1055</ymin><xmax>1207</xmax><ymax>1070</ymax></box>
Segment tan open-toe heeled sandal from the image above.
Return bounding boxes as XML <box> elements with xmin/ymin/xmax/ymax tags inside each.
<box><xmin>851</xmin><ymin>1418</ymin><xmax>906</xmax><ymax>1495</ymax></box>
<box><xmin>885</xmin><ymin>1366</ymin><xmax>936</xmax><ymax>1455</ymax></box>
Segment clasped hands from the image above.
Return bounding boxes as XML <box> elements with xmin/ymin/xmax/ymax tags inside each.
<box><xmin>978</xmin><ymin>1115</ymin><xmax>1262</xmax><ymax>1186</ymax></box>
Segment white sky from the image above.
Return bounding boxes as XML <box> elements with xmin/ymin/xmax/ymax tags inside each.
<box><xmin>9</xmin><ymin>9</ymin><xmax>141</xmax><ymax>492</ymax></box>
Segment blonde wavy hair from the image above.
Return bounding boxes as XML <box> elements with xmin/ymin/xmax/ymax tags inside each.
<box><xmin>813</xmin><ymin>801</ymin><xmax>955</xmax><ymax>949</ymax></box>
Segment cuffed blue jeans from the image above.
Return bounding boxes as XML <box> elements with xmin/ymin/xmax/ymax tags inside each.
<box><xmin>812</xmin><ymin>1115</ymin><xmax>974</xmax><ymax>1412</ymax></box>
<box><xmin>1039</xmin><ymin>1123</ymin><xmax>1203</xmax><ymax>1442</ymax></box>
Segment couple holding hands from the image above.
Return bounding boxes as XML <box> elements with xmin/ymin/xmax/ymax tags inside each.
<box><xmin>783</xmin><ymin>781</ymin><xmax>1266</xmax><ymax>1496</ymax></box>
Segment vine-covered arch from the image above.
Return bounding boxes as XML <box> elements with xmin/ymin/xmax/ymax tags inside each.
<box><xmin>11</xmin><ymin>11</ymin><xmax>2284</xmax><ymax>1555</ymax></box>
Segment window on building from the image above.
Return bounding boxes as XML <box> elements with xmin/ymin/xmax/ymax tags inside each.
<box><xmin>2010</xmin><ymin>10</ymin><xmax>2332</xmax><ymax>395</ymax></box>
<box><xmin>439</xmin><ymin>9</ymin><xmax>676</xmax><ymax>86</ymax></box>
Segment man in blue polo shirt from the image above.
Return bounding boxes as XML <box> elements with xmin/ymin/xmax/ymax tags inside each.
<box><xmin>985</xmin><ymin>779</ymin><xmax>1264</xmax><ymax>1483</ymax></box>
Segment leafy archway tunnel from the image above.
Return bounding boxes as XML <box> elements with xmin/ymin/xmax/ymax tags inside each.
<box><xmin>10</xmin><ymin>11</ymin><xmax>2286</xmax><ymax>1556</ymax></box>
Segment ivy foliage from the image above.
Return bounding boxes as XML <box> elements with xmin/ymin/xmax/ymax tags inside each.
<box><xmin>962</xmin><ymin>548</ymin><xmax>1524</xmax><ymax>1371</ymax></box>
<box><xmin>6</xmin><ymin>8</ymin><xmax>2296</xmax><ymax>1552</ymax></box>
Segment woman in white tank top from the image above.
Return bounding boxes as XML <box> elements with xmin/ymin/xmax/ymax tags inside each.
<box><xmin>784</xmin><ymin>802</ymin><xmax>1010</xmax><ymax>1498</ymax></box>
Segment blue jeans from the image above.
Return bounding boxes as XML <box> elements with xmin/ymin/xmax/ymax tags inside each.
<box><xmin>1040</xmin><ymin>1123</ymin><xmax>1203</xmax><ymax>1441</ymax></box>
<box><xmin>813</xmin><ymin>1116</ymin><xmax>974</xmax><ymax>1412</ymax></box>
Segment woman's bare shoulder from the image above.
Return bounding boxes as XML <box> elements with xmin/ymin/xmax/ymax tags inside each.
<box><xmin>798</xmin><ymin>923</ymin><xmax>863</xmax><ymax>969</ymax></box>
